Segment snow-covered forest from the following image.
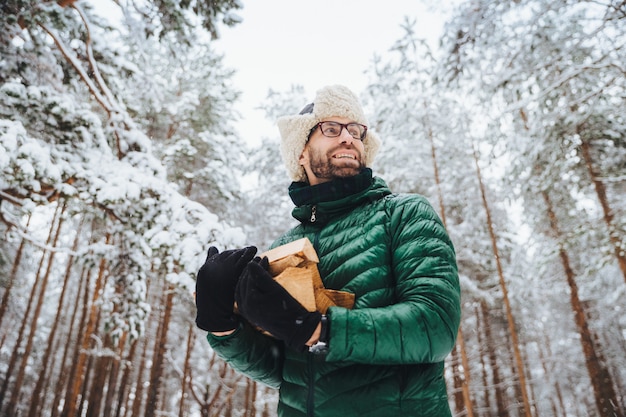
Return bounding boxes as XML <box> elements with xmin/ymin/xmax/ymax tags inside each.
<box><xmin>1</xmin><ymin>1</ymin><xmax>625</xmax><ymax>416</ymax></box>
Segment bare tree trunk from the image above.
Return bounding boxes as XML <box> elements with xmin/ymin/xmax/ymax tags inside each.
<box><xmin>52</xmin><ymin>266</ymin><xmax>91</xmax><ymax>417</ymax></box>
<box><xmin>543</xmin><ymin>190</ymin><xmax>624</xmax><ymax>417</ymax></box>
<box><xmin>86</xmin><ymin>333</ymin><xmax>113</xmax><ymax>417</ymax></box>
<box><xmin>3</xmin><ymin>202</ymin><xmax>66</xmax><ymax>416</ymax></box>
<box><xmin>480</xmin><ymin>302</ymin><xmax>509</xmax><ymax>416</ymax></box>
<box><xmin>27</xmin><ymin>216</ymin><xmax>83</xmax><ymax>417</ymax></box>
<box><xmin>127</xmin><ymin>276</ymin><xmax>158</xmax><ymax>417</ymax></box>
<box><xmin>180</xmin><ymin>324</ymin><xmax>196</xmax><ymax>417</ymax></box>
<box><xmin>41</xmin><ymin>340</ymin><xmax>60</xmax><ymax>414</ymax></box>
<box><xmin>472</xmin><ymin>145</ymin><xmax>532</xmax><ymax>417</ymax></box>
<box><xmin>129</xmin><ymin>335</ymin><xmax>150</xmax><ymax>417</ymax></box>
<box><xmin>475</xmin><ymin>305</ymin><xmax>491</xmax><ymax>413</ymax></box>
<box><xmin>145</xmin><ymin>282</ymin><xmax>175</xmax><ymax>417</ymax></box>
<box><xmin>524</xmin><ymin>356</ymin><xmax>539</xmax><ymax>417</ymax></box>
<box><xmin>248</xmin><ymin>380</ymin><xmax>257</xmax><ymax>417</ymax></box>
<box><xmin>61</xmin><ymin>233</ymin><xmax>111</xmax><ymax>417</ymax></box>
<box><xmin>0</xmin><ymin>215</ymin><xmax>31</xmax><ymax>348</ymax></box>
<box><xmin>243</xmin><ymin>379</ymin><xmax>252</xmax><ymax>417</ymax></box>
<box><xmin>579</xmin><ymin>135</ymin><xmax>626</xmax><ymax>282</ymax></box>
<box><xmin>425</xmin><ymin>108</ymin><xmax>474</xmax><ymax>417</ymax></box>
<box><xmin>79</xmin><ymin>347</ymin><xmax>96</xmax><ymax>416</ymax></box>
<box><xmin>103</xmin><ymin>332</ymin><xmax>127</xmax><ymax>417</ymax></box>
<box><xmin>114</xmin><ymin>338</ymin><xmax>137</xmax><ymax>417</ymax></box>
<box><xmin>0</xmin><ymin>212</ymin><xmax>54</xmax><ymax>409</ymax></box>
<box><xmin>449</xmin><ymin>347</ymin><xmax>464</xmax><ymax>413</ymax></box>
<box><xmin>262</xmin><ymin>386</ymin><xmax>273</xmax><ymax>417</ymax></box>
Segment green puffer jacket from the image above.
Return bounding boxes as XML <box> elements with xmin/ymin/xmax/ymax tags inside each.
<box><xmin>207</xmin><ymin>170</ymin><xmax>461</xmax><ymax>417</ymax></box>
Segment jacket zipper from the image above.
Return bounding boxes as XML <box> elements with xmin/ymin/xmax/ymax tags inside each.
<box><xmin>306</xmin><ymin>207</ymin><xmax>319</xmax><ymax>417</ymax></box>
<box><xmin>306</xmin><ymin>353</ymin><xmax>315</xmax><ymax>417</ymax></box>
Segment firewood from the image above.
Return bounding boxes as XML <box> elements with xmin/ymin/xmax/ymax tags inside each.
<box><xmin>260</xmin><ymin>237</ymin><xmax>318</xmax><ymax>265</ymax></box>
<box><xmin>258</xmin><ymin>238</ymin><xmax>355</xmax><ymax>313</ymax></box>
<box><xmin>266</xmin><ymin>254</ymin><xmax>304</xmax><ymax>277</ymax></box>
<box><xmin>324</xmin><ymin>289</ymin><xmax>355</xmax><ymax>309</ymax></box>
<box><xmin>273</xmin><ymin>267</ymin><xmax>317</xmax><ymax>312</ymax></box>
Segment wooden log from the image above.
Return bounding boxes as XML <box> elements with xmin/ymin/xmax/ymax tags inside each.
<box><xmin>260</xmin><ymin>237</ymin><xmax>318</xmax><ymax>265</ymax></box>
<box><xmin>273</xmin><ymin>267</ymin><xmax>317</xmax><ymax>312</ymax></box>
<box><xmin>259</xmin><ymin>238</ymin><xmax>355</xmax><ymax>313</ymax></box>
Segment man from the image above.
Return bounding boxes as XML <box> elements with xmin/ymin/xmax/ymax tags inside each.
<box><xmin>195</xmin><ymin>85</ymin><xmax>461</xmax><ymax>416</ymax></box>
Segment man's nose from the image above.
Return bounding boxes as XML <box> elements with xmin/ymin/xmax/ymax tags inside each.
<box><xmin>338</xmin><ymin>127</ymin><xmax>355</xmax><ymax>143</ymax></box>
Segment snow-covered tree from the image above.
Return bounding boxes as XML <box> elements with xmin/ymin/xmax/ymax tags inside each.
<box><xmin>440</xmin><ymin>0</ymin><xmax>626</xmax><ymax>415</ymax></box>
<box><xmin>0</xmin><ymin>1</ymin><xmax>253</xmax><ymax>416</ymax></box>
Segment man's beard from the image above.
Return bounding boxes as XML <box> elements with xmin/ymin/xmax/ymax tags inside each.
<box><xmin>308</xmin><ymin>147</ymin><xmax>365</xmax><ymax>181</ymax></box>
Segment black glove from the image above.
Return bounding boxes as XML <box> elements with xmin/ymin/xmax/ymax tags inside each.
<box><xmin>235</xmin><ymin>257</ymin><xmax>321</xmax><ymax>351</ymax></box>
<box><xmin>195</xmin><ymin>246</ymin><xmax>257</xmax><ymax>332</ymax></box>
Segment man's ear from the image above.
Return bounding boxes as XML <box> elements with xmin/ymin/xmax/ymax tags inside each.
<box><xmin>298</xmin><ymin>147</ymin><xmax>309</xmax><ymax>166</ymax></box>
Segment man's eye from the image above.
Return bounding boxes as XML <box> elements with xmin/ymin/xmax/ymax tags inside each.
<box><xmin>323</xmin><ymin>123</ymin><xmax>341</xmax><ymax>135</ymax></box>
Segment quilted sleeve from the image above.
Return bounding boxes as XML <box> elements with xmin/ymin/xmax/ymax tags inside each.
<box><xmin>326</xmin><ymin>195</ymin><xmax>461</xmax><ymax>364</ymax></box>
<box><xmin>206</xmin><ymin>322</ymin><xmax>285</xmax><ymax>388</ymax></box>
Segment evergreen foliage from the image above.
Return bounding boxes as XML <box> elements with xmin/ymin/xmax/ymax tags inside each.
<box><xmin>0</xmin><ymin>0</ymin><xmax>624</xmax><ymax>416</ymax></box>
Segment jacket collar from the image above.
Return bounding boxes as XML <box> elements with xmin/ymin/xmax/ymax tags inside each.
<box><xmin>288</xmin><ymin>169</ymin><xmax>391</xmax><ymax>225</ymax></box>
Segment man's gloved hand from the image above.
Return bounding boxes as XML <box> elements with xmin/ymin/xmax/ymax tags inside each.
<box><xmin>195</xmin><ymin>246</ymin><xmax>257</xmax><ymax>332</ymax></box>
<box><xmin>235</xmin><ymin>257</ymin><xmax>321</xmax><ymax>351</ymax></box>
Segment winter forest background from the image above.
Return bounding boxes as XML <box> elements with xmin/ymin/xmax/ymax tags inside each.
<box><xmin>1</xmin><ymin>1</ymin><xmax>625</xmax><ymax>416</ymax></box>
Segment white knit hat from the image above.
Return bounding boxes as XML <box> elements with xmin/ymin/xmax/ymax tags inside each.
<box><xmin>276</xmin><ymin>85</ymin><xmax>381</xmax><ymax>182</ymax></box>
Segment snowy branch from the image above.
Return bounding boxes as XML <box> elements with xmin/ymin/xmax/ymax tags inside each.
<box><xmin>0</xmin><ymin>209</ymin><xmax>79</xmax><ymax>256</ymax></box>
<box><xmin>37</xmin><ymin>22</ymin><xmax>112</xmax><ymax>114</ymax></box>
<box><xmin>71</xmin><ymin>3</ymin><xmax>123</xmax><ymax>115</ymax></box>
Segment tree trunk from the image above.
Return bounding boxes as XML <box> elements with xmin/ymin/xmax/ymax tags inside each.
<box><xmin>3</xmin><ymin>202</ymin><xmax>66</xmax><ymax>416</ymax></box>
<box><xmin>475</xmin><ymin>305</ymin><xmax>491</xmax><ymax>413</ymax></box>
<box><xmin>114</xmin><ymin>338</ymin><xmax>137</xmax><ymax>417</ymax></box>
<box><xmin>86</xmin><ymin>334</ymin><xmax>113</xmax><ymax>417</ymax></box>
<box><xmin>0</xmin><ymin>215</ymin><xmax>30</xmax><ymax>348</ymax></box>
<box><xmin>543</xmin><ymin>190</ymin><xmax>624</xmax><ymax>417</ymax></box>
<box><xmin>103</xmin><ymin>332</ymin><xmax>127</xmax><ymax>417</ymax></box>
<box><xmin>480</xmin><ymin>302</ymin><xmax>509</xmax><ymax>416</ymax></box>
<box><xmin>129</xmin><ymin>335</ymin><xmax>150</xmax><ymax>417</ymax></box>
<box><xmin>79</xmin><ymin>348</ymin><xmax>96</xmax><ymax>416</ymax></box>
<box><xmin>40</xmin><ymin>341</ymin><xmax>60</xmax><ymax>415</ymax></box>
<box><xmin>472</xmin><ymin>145</ymin><xmax>532</xmax><ymax>417</ymax></box>
<box><xmin>60</xmin><ymin>233</ymin><xmax>111</xmax><ymax>417</ymax></box>
<box><xmin>27</xmin><ymin>215</ymin><xmax>83</xmax><ymax>417</ymax></box>
<box><xmin>180</xmin><ymin>324</ymin><xmax>195</xmax><ymax>417</ymax></box>
<box><xmin>244</xmin><ymin>379</ymin><xmax>253</xmax><ymax>417</ymax></box>
<box><xmin>145</xmin><ymin>282</ymin><xmax>175</xmax><ymax>417</ymax></box>
<box><xmin>127</xmin><ymin>276</ymin><xmax>157</xmax><ymax>417</ymax></box>
<box><xmin>425</xmin><ymin>107</ymin><xmax>474</xmax><ymax>417</ymax></box>
<box><xmin>449</xmin><ymin>346</ymin><xmax>465</xmax><ymax>413</ymax></box>
<box><xmin>579</xmin><ymin>134</ymin><xmax>626</xmax><ymax>283</ymax></box>
<box><xmin>52</xmin><ymin>267</ymin><xmax>91</xmax><ymax>417</ymax></box>
<box><xmin>0</xmin><ymin>212</ymin><xmax>54</xmax><ymax>409</ymax></box>
<box><xmin>262</xmin><ymin>386</ymin><xmax>272</xmax><ymax>417</ymax></box>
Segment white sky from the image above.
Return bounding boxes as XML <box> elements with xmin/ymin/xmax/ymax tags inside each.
<box><xmin>214</xmin><ymin>0</ymin><xmax>447</xmax><ymax>144</ymax></box>
<box><xmin>90</xmin><ymin>0</ymin><xmax>448</xmax><ymax>144</ymax></box>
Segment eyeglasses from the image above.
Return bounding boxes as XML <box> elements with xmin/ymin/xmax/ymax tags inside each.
<box><xmin>314</xmin><ymin>121</ymin><xmax>368</xmax><ymax>140</ymax></box>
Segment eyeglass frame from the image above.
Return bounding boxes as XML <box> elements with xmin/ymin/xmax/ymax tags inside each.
<box><xmin>309</xmin><ymin>121</ymin><xmax>368</xmax><ymax>141</ymax></box>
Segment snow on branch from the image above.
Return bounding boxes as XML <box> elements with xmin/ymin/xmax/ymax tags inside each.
<box><xmin>1</xmin><ymin>81</ymin><xmax>245</xmax><ymax>338</ymax></box>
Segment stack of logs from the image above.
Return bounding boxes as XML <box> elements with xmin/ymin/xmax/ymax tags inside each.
<box><xmin>259</xmin><ymin>237</ymin><xmax>354</xmax><ymax>314</ymax></box>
